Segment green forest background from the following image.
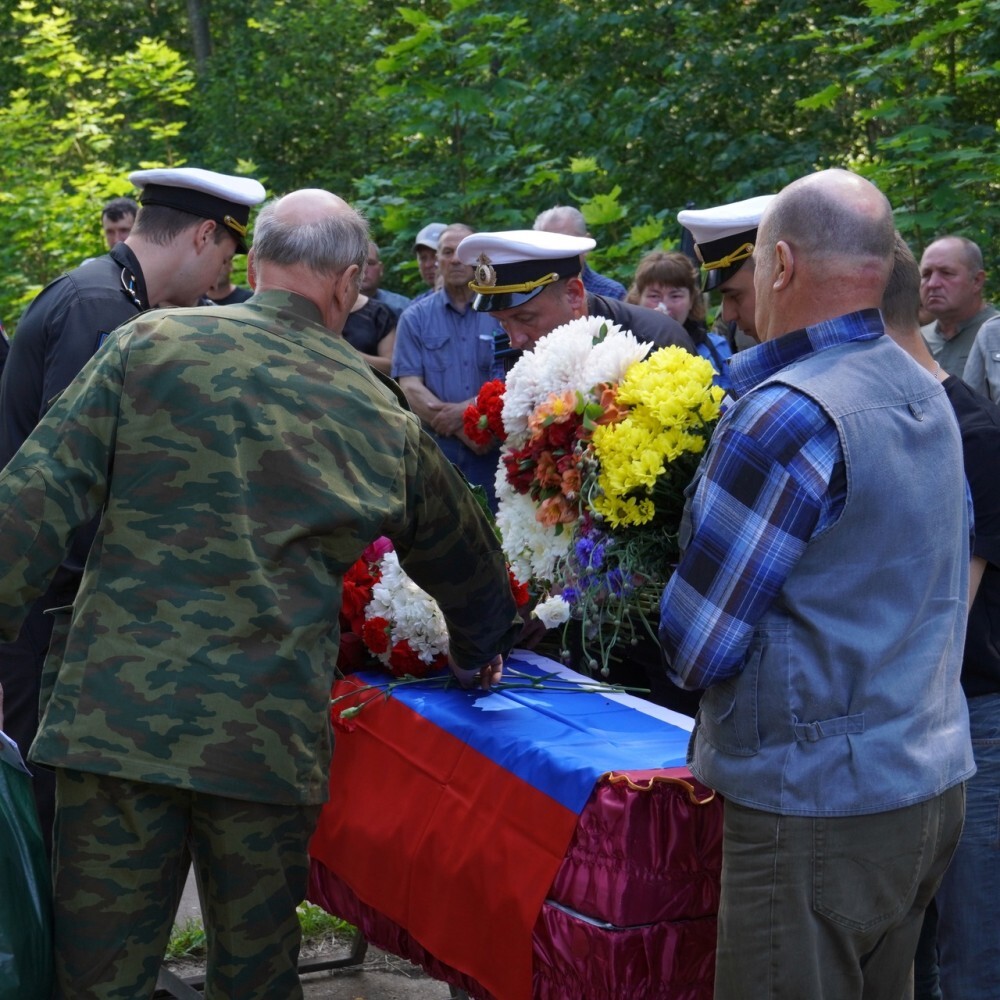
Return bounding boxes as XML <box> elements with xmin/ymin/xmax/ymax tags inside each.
<box><xmin>1</xmin><ymin>0</ymin><xmax>997</xmax><ymax>330</ymax></box>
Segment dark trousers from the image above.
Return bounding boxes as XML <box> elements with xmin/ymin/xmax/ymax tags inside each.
<box><xmin>714</xmin><ymin>784</ymin><xmax>965</xmax><ymax>1000</ymax></box>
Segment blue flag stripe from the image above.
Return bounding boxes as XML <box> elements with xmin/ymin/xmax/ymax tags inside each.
<box><xmin>358</xmin><ymin>653</ymin><xmax>692</xmax><ymax>813</ymax></box>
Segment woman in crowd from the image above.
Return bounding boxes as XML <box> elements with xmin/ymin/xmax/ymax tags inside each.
<box><xmin>631</xmin><ymin>250</ymin><xmax>733</xmax><ymax>391</ymax></box>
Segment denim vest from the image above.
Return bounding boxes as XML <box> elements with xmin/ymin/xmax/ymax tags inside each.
<box><xmin>690</xmin><ymin>336</ymin><xmax>975</xmax><ymax>816</ymax></box>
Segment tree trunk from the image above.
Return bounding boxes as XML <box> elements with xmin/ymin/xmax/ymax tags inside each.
<box><xmin>187</xmin><ymin>0</ymin><xmax>212</xmax><ymax>74</ymax></box>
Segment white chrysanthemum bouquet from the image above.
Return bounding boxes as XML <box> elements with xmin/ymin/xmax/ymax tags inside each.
<box><xmin>466</xmin><ymin>315</ymin><xmax>724</xmax><ymax>676</ymax></box>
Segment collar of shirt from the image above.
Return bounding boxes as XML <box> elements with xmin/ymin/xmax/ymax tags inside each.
<box><xmin>581</xmin><ymin>264</ymin><xmax>626</xmax><ymax>298</ymax></box>
<box><xmin>728</xmin><ymin>308</ymin><xmax>885</xmax><ymax>399</ymax></box>
<box><xmin>242</xmin><ymin>289</ymin><xmax>385</xmax><ymax>374</ymax></box>
<box><xmin>109</xmin><ymin>242</ymin><xmax>150</xmax><ymax>311</ymax></box>
<box><xmin>249</xmin><ymin>288</ymin><xmax>321</xmax><ymax>322</ymax></box>
<box><xmin>926</xmin><ymin>304</ymin><xmax>997</xmax><ymax>343</ymax></box>
<box><xmin>438</xmin><ymin>287</ymin><xmax>476</xmax><ymax>315</ymax></box>
<box><xmin>956</xmin><ymin>305</ymin><xmax>997</xmax><ymax>337</ymax></box>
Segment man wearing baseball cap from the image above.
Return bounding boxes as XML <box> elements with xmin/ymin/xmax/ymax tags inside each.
<box><xmin>457</xmin><ymin>229</ymin><xmax>695</xmax><ymax>354</ymax></box>
<box><xmin>677</xmin><ymin>193</ymin><xmax>775</xmax><ymax>342</ymax></box>
<box><xmin>413</xmin><ymin>220</ymin><xmax>447</xmax><ymax>293</ymax></box>
<box><xmin>0</xmin><ymin>165</ymin><xmax>265</xmax><ymax>853</ymax></box>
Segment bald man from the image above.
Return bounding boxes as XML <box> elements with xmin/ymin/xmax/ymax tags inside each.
<box><xmin>659</xmin><ymin>170</ymin><xmax>972</xmax><ymax>998</ymax></box>
<box><xmin>0</xmin><ymin>188</ymin><xmax>519</xmax><ymax>999</ymax></box>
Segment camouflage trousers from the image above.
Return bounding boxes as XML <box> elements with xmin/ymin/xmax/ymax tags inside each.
<box><xmin>52</xmin><ymin>768</ymin><xmax>322</xmax><ymax>1000</ymax></box>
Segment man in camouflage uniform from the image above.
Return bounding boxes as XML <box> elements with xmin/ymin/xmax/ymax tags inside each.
<box><xmin>0</xmin><ymin>166</ymin><xmax>265</xmax><ymax>855</ymax></box>
<box><xmin>0</xmin><ymin>188</ymin><xmax>520</xmax><ymax>999</ymax></box>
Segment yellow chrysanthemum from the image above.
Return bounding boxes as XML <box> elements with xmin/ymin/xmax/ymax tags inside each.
<box><xmin>592</xmin><ymin>491</ymin><xmax>656</xmax><ymax>528</ymax></box>
<box><xmin>590</xmin><ymin>347</ymin><xmax>722</xmax><ymax>516</ymax></box>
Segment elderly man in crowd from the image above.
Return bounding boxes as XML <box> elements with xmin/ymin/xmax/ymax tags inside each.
<box><xmin>412</xmin><ymin>221</ymin><xmax>446</xmax><ymax>297</ymax></box>
<box><xmin>659</xmin><ymin>169</ymin><xmax>972</xmax><ymax>999</ymax></box>
<box><xmin>920</xmin><ymin>234</ymin><xmax>997</xmax><ymax>376</ymax></box>
<box><xmin>392</xmin><ymin>223</ymin><xmax>507</xmax><ymax>507</ymax></box>
<box><xmin>0</xmin><ymin>188</ymin><xmax>519</xmax><ymax>999</ymax></box>
<box><xmin>533</xmin><ymin>204</ymin><xmax>627</xmax><ymax>300</ymax></box>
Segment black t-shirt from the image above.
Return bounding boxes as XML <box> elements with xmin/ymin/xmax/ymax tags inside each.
<box><xmin>343</xmin><ymin>298</ymin><xmax>395</xmax><ymax>356</ymax></box>
<box><xmin>587</xmin><ymin>294</ymin><xmax>696</xmax><ymax>355</ymax></box>
<box><xmin>944</xmin><ymin>375</ymin><xmax>1000</xmax><ymax>696</ymax></box>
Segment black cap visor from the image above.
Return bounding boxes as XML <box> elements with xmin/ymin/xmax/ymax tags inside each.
<box><xmin>472</xmin><ymin>285</ymin><xmax>549</xmax><ymax>312</ymax></box>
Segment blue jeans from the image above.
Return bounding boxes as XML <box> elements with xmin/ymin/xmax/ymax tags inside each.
<box><xmin>935</xmin><ymin>692</ymin><xmax>1000</xmax><ymax>999</ymax></box>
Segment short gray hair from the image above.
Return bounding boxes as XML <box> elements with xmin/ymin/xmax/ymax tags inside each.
<box><xmin>533</xmin><ymin>205</ymin><xmax>588</xmax><ymax>237</ymax></box>
<box><xmin>252</xmin><ymin>199</ymin><xmax>370</xmax><ymax>284</ymax></box>
<box><xmin>926</xmin><ymin>235</ymin><xmax>984</xmax><ymax>274</ymax></box>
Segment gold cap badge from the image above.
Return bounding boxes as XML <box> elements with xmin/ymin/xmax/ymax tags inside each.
<box><xmin>475</xmin><ymin>254</ymin><xmax>497</xmax><ymax>288</ymax></box>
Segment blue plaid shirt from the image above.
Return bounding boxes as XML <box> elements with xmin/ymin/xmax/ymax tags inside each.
<box><xmin>659</xmin><ymin>311</ymin><xmax>881</xmax><ymax>690</ymax></box>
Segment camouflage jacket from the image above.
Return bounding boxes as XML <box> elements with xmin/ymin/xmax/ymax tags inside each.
<box><xmin>0</xmin><ymin>290</ymin><xmax>519</xmax><ymax>805</ymax></box>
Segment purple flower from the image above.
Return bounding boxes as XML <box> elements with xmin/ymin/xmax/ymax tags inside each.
<box><xmin>574</xmin><ymin>536</ymin><xmax>606</xmax><ymax>571</ymax></box>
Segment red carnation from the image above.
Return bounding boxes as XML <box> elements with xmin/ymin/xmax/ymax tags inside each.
<box><xmin>504</xmin><ymin>446</ymin><xmax>536</xmax><ymax>493</ymax></box>
<box><xmin>463</xmin><ymin>404</ymin><xmax>494</xmax><ymax>447</ymax></box>
<box><xmin>388</xmin><ymin>639</ymin><xmax>433</xmax><ymax>678</ymax></box>
<box><xmin>362</xmin><ymin>616</ymin><xmax>391</xmax><ymax>656</ymax></box>
<box><xmin>463</xmin><ymin>379</ymin><xmax>508</xmax><ymax>447</ymax></box>
<box><xmin>508</xmin><ymin>569</ymin><xmax>531</xmax><ymax>607</ymax></box>
<box><xmin>544</xmin><ymin>416</ymin><xmax>579</xmax><ymax>451</ymax></box>
<box><xmin>341</xmin><ymin>560</ymin><xmax>376</xmax><ymax>632</ymax></box>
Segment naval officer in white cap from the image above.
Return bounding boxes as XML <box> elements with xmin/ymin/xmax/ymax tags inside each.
<box><xmin>0</xmin><ymin>164</ymin><xmax>265</xmax><ymax>853</ymax></box>
<box><xmin>456</xmin><ymin>229</ymin><xmax>695</xmax><ymax>355</ymax></box>
<box><xmin>4</xmin><ymin>165</ymin><xmax>266</xmax><ymax>446</ymax></box>
<box><xmin>677</xmin><ymin>193</ymin><xmax>775</xmax><ymax>342</ymax></box>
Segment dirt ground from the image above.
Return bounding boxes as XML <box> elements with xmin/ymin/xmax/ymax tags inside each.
<box><xmin>162</xmin><ymin>869</ymin><xmax>458</xmax><ymax>999</ymax></box>
<box><xmin>160</xmin><ymin>931</ymin><xmax>458</xmax><ymax>999</ymax></box>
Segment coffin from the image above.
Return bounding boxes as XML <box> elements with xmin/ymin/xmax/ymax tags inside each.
<box><xmin>308</xmin><ymin>651</ymin><xmax>722</xmax><ymax>999</ymax></box>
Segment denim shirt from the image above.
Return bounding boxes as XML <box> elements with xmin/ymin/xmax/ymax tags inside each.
<box><xmin>391</xmin><ymin>289</ymin><xmax>505</xmax><ymax>402</ymax></box>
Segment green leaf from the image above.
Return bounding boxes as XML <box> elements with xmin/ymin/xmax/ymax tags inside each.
<box><xmin>569</xmin><ymin>156</ymin><xmax>600</xmax><ymax>174</ymax></box>
<box><xmin>796</xmin><ymin>83</ymin><xmax>844</xmax><ymax>110</ymax></box>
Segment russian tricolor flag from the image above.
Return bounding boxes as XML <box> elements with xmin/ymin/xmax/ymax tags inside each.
<box><xmin>309</xmin><ymin>652</ymin><xmax>693</xmax><ymax>999</ymax></box>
